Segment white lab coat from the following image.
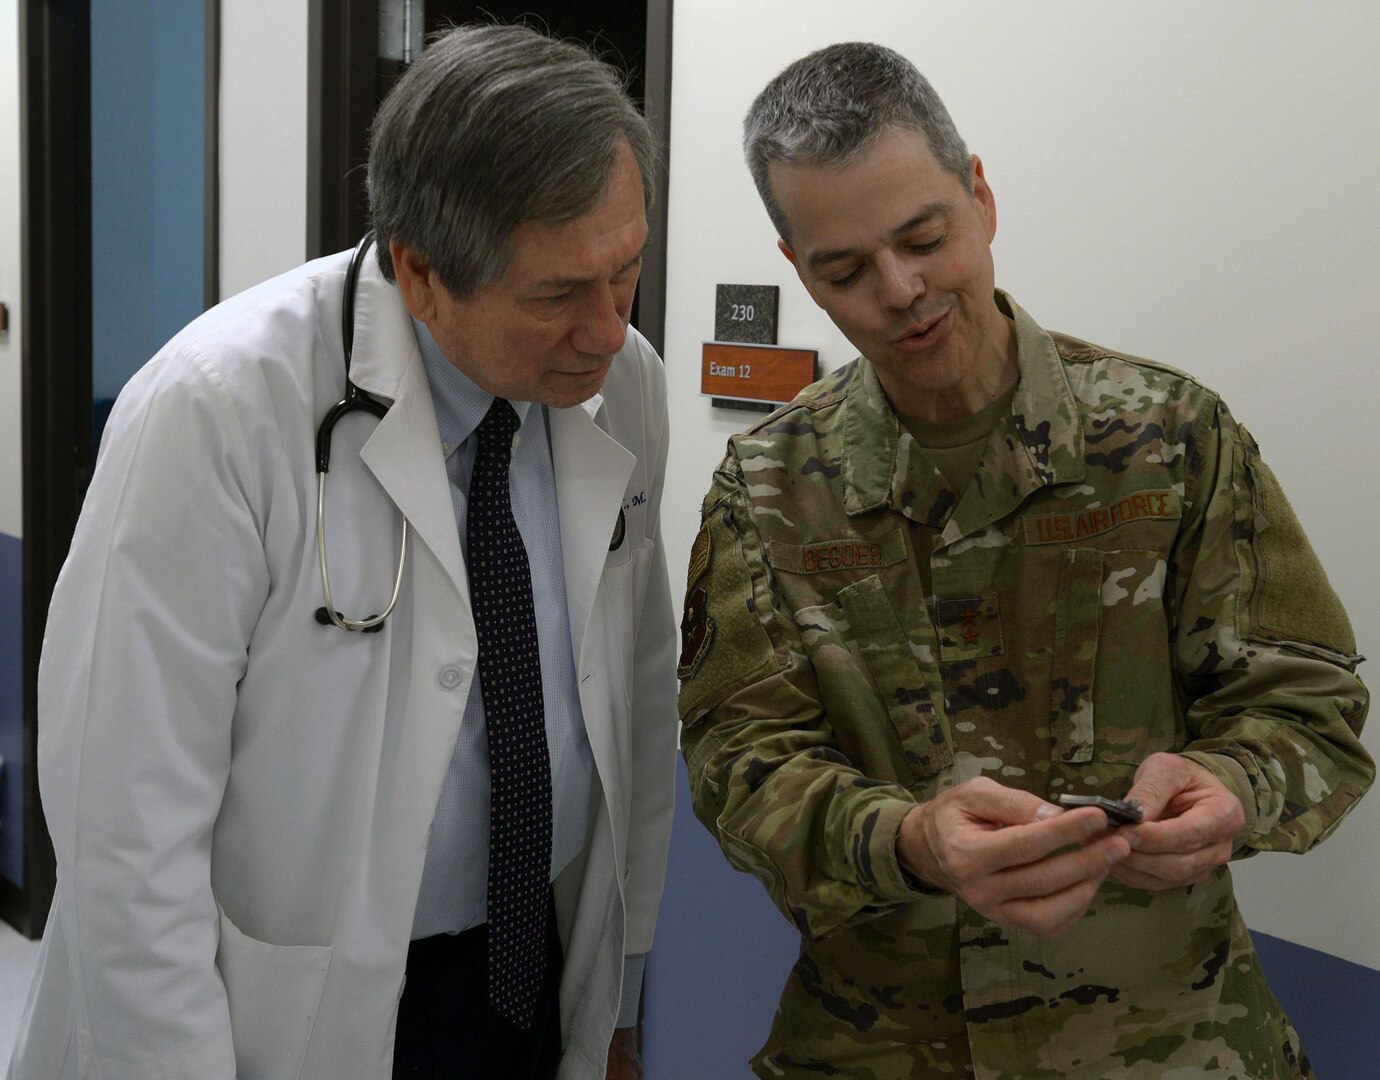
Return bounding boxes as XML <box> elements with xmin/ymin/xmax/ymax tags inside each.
<box><xmin>8</xmin><ymin>250</ymin><xmax>680</xmax><ymax>1080</ymax></box>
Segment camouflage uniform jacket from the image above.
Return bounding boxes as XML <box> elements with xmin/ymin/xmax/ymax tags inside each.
<box><xmin>678</xmin><ymin>293</ymin><xmax>1373</xmax><ymax>1080</ymax></box>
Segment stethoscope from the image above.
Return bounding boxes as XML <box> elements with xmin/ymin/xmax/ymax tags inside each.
<box><xmin>312</xmin><ymin>237</ymin><xmax>409</xmax><ymax>633</ymax></box>
<box><xmin>311</xmin><ymin>237</ymin><xmax>630</xmax><ymax>632</ymax></box>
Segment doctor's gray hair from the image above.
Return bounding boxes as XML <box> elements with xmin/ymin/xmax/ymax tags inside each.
<box><xmin>368</xmin><ymin>23</ymin><xmax>656</xmax><ymax>298</ymax></box>
<box><xmin>743</xmin><ymin>42</ymin><xmax>970</xmax><ymax>244</ymax></box>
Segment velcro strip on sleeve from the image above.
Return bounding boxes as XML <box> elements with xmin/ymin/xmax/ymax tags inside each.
<box><xmin>1239</xmin><ymin>433</ymin><xmax>1357</xmax><ymax>656</ymax></box>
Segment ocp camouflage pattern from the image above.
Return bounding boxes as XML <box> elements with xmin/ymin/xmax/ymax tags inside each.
<box><xmin>678</xmin><ymin>293</ymin><xmax>1373</xmax><ymax>1079</ymax></box>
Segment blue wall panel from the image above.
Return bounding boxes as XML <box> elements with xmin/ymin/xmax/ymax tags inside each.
<box><xmin>643</xmin><ymin>760</ymin><xmax>1380</xmax><ymax>1079</ymax></box>
<box><xmin>1253</xmin><ymin>931</ymin><xmax>1380</xmax><ymax>1080</ymax></box>
<box><xmin>641</xmin><ymin>760</ymin><xmax>797</xmax><ymax>1079</ymax></box>
<box><xmin>91</xmin><ymin>0</ymin><xmax>203</xmax><ymax>402</ymax></box>
<box><xmin>0</xmin><ymin>531</ymin><xmax>22</xmax><ymax>887</ymax></box>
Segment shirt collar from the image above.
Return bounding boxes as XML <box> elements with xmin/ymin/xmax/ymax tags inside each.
<box><xmin>840</xmin><ymin>290</ymin><xmax>1085</xmax><ymax>530</ymax></box>
<box><xmin>412</xmin><ymin>318</ymin><xmax>535</xmax><ymax>456</ymax></box>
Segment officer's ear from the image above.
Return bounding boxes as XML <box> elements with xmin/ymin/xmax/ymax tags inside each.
<box><xmin>778</xmin><ymin>238</ymin><xmax>810</xmax><ymax>290</ymax></box>
<box><xmin>391</xmin><ymin>242</ymin><xmax>439</xmax><ymax>322</ymax></box>
<box><xmin>970</xmin><ymin>154</ymin><xmax>998</xmax><ymax>243</ymax></box>
<box><xmin>778</xmin><ymin>237</ymin><xmax>828</xmax><ymax>311</ymax></box>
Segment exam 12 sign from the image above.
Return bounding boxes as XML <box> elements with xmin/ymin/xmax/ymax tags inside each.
<box><xmin>701</xmin><ymin>342</ymin><xmax>818</xmax><ymax>406</ymax></box>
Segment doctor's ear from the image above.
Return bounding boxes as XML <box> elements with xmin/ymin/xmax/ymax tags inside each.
<box><xmin>390</xmin><ymin>242</ymin><xmax>439</xmax><ymax>322</ymax></box>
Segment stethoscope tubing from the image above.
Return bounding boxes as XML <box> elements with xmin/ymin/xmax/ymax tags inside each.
<box><xmin>316</xmin><ymin>471</ymin><xmax>409</xmax><ymax>632</ymax></box>
<box><xmin>315</xmin><ymin>236</ymin><xmax>410</xmax><ymax>632</ymax></box>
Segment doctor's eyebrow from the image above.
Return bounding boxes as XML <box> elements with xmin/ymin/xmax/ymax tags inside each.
<box><xmin>535</xmin><ymin>243</ymin><xmax>648</xmax><ymax>291</ymax></box>
<box><xmin>805</xmin><ymin>201</ymin><xmax>950</xmax><ymax>272</ymax></box>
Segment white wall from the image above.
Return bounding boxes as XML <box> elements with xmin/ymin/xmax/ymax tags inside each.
<box><xmin>0</xmin><ymin>0</ymin><xmax>22</xmax><ymax>539</ymax></box>
<box><xmin>217</xmin><ymin>0</ymin><xmax>310</xmax><ymax>298</ymax></box>
<box><xmin>662</xmin><ymin>0</ymin><xmax>1380</xmax><ymax>969</ymax></box>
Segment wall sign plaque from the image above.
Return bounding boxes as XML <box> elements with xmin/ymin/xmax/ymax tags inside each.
<box><xmin>714</xmin><ymin>284</ymin><xmax>779</xmax><ymax>345</ymax></box>
<box><xmin>701</xmin><ymin>341</ymin><xmax>817</xmax><ymax>410</ymax></box>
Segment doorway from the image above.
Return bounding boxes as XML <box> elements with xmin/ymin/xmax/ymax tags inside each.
<box><xmin>308</xmin><ymin>0</ymin><xmax>673</xmax><ymax>352</ymax></box>
<box><xmin>7</xmin><ymin>0</ymin><xmax>218</xmax><ymax>937</ymax></box>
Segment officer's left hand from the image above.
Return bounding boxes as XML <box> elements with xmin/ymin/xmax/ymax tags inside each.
<box><xmin>1111</xmin><ymin>752</ymin><xmax>1246</xmax><ymax>890</ymax></box>
<box><xmin>606</xmin><ymin>1026</ymin><xmax>643</xmax><ymax>1080</ymax></box>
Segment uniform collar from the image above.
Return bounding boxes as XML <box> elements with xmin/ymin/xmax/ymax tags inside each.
<box><xmin>841</xmin><ymin>290</ymin><xmax>1085</xmax><ymax>537</ymax></box>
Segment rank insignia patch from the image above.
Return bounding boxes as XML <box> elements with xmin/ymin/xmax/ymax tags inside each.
<box><xmin>936</xmin><ymin>594</ymin><xmax>1004</xmax><ymax>661</ymax></box>
<box><xmin>678</xmin><ymin>587</ymin><xmax>716</xmax><ymax>680</ymax></box>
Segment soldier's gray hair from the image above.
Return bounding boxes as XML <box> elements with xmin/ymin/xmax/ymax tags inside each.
<box><xmin>744</xmin><ymin>42</ymin><xmax>971</xmax><ymax>243</ymax></box>
<box><xmin>368</xmin><ymin>22</ymin><xmax>656</xmax><ymax>298</ymax></box>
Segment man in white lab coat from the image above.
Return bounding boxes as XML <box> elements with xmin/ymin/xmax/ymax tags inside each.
<box><xmin>9</xmin><ymin>23</ymin><xmax>678</xmax><ymax>1080</ymax></box>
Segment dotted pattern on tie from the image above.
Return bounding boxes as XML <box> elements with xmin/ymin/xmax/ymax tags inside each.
<box><xmin>468</xmin><ymin>399</ymin><xmax>553</xmax><ymax>1029</ymax></box>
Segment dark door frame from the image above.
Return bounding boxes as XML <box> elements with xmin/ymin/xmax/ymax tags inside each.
<box><xmin>7</xmin><ymin>0</ymin><xmax>222</xmax><ymax>938</ymax></box>
<box><xmin>306</xmin><ymin>0</ymin><xmax>378</xmax><ymax>264</ymax></box>
<box><xmin>638</xmin><ymin>0</ymin><xmax>673</xmax><ymax>357</ymax></box>
<box><xmin>8</xmin><ymin>0</ymin><xmax>92</xmax><ymax>937</ymax></box>
<box><xmin>306</xmin><ymin>0</ymin><xmax>673</xmax><ymax>356</ymax></box>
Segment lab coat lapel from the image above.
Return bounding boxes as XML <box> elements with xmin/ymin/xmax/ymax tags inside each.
<box><xmin>550</xmin><ymin>395</ymin><xmax>634</xmax><ymax>672</ymax></box>
<box><xmin>345</xmin><ymin>256</ymin><xmax>468</xmax><ymax>600</ymax></box>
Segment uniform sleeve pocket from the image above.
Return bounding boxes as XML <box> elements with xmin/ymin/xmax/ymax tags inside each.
<box><xmin>833</xmin><ymin>574</ymin><xmax>952</xmax><ymax>779</ymax></box>
<box><xmin>216</xmin><ymin>904</ymin><xmax>332</xmax><ymax>1080</ymax></box>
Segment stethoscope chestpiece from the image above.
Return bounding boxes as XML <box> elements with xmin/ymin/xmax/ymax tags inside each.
<box><xmin>314</xmin><ymin>606</ymin><xmax>386</xmax><ymax>633</ymax></box>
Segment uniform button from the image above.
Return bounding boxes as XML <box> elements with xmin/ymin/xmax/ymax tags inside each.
<box><xmin>438</xmin><ymin>667</ymin><xmax>463</xmax><ymax>690</ymax></box>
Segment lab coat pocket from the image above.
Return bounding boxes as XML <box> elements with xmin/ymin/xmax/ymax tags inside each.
<box><xmin>216</xmin><ymin>904</ymin><xmax>332</xmax><ymax>1080</ymax></box>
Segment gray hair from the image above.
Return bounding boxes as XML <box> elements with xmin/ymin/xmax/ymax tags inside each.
<box><xmin>744</xmin><ymin>42</ymin><xmax>971</xmax><ymax>243</ymax></box>
<box><xmin>368</xmin><ymin>23</ymin><xmax>657</xmax><ymax>297</ymax></box>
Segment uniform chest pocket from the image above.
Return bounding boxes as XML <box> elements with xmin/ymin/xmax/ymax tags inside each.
<box><xmin>1052</xmin><ymin>547</ymin><xmax>1178</xmax><ymax>765</ymax></box>
<box><xmin>794</xmin><ymin>573</ymin><xmax>952</xmax><ymax>783</ymax></box>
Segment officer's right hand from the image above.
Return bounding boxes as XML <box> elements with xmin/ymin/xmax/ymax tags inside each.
<box><xmin>895</xmin><ymin>777</ymin><xmax>1132</xmax><ymax>938</ymax></box>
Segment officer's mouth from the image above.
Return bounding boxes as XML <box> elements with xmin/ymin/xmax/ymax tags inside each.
<box><xmin>893</xmin><ymin>309</ymin><xmax>952</xmax><ymax>352</ymax></box>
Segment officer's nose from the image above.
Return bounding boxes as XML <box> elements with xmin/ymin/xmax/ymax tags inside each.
<box><xmin>876</xmin><ymin>252</ymin><xmax>924</xmax><ymax>312</ymax></box>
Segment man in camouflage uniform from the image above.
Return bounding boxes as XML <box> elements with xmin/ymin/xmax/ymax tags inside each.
<box><xmin>678</xmin><ymin>42</ymin><xmax>1373</xmax><ymax>1080</ymax></box>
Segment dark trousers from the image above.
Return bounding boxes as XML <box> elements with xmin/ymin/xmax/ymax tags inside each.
<box><xmin>392</xmin><ymin>899</ymin><xmax>563</xmax><ymax>1079</ymax></box>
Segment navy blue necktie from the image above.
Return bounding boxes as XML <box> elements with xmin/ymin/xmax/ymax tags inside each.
<box><xmin>468</xmin><ymin>398</ymin><xmax>553</xmax><ymax>1029</ymax></box>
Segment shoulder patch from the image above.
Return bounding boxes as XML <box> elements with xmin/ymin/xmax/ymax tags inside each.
<box><xmin>686</xmin><ymin>522</ymin><xmax>712</xmax><ymax>592</ymax></box>
<box><xmin>677</xmin><ymin>587</ymin><xmax>716</xmax><ymax>680</ymax></box>
<box><xmin>677</xmin><ymin>499</ymin><xmax>784</xmax><ymax>725</ymax></box>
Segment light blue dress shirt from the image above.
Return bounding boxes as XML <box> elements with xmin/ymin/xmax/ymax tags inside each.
<box><xmin>410</xmin><ymin>321</ymin><xmax>593</xmax><ymax>940</ymax></box>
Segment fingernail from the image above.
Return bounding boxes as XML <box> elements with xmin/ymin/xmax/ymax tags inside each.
<box><xmin>1125</xmin><ymin>830</ymin><xmax>1142</xmax><ymax>849</ymax></box>
<box><xmin>1035</xmin><ymin>803</ymin><xmax>1060</xmax><ymax>820</ymax></box>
